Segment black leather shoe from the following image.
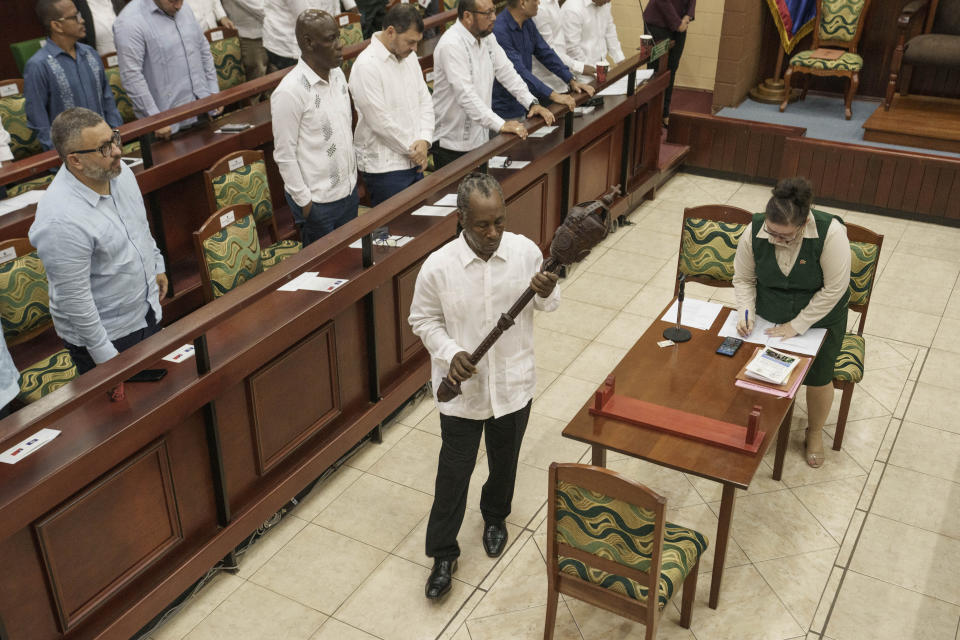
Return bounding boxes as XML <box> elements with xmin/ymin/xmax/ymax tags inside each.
<box><xmin>425</xmin><ymin>558</ymin><xmax>457</xmax><ymax>600</ymax></box>
<box><xmin>483</xmin><ymin>521</ymin><xmax>508</xmax><ymax>557</ymax></box>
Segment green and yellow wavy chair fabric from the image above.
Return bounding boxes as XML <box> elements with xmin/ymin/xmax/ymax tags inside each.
<box><xmin>205</xmin><ymin>28</ymin><xmax>246</xmax><ymax>91</ymax></box>
<box><xmin>0</xmin><ymin>82</ymin><xmax>43</xmax><ymax>161</ymax></box>
<box><xmin>830</xmin><ymin>222</ymin><xmax>882</xmax><ymax>452</ymax></box>
<box><xmin>101</xmin><ymin>61</ymin><xmax>137</xmax><ymax>123</ymax></box>
<box><xmin>338</xmin><ymin>13</ymin><xmax>364</xmax><ymax>75</ymax></box>
<box><xmin>788</xmin><ymin>50</ymin><xmax>863</xmax><ymax>71</ymax></box>
<box><xmin>5</xmin><ymin>174</ymin><xmax>53</xmax><ymax>198</ymax></box>
<box><xmin>818</xmin><ymin>0</ymin><xmax>869</xmax><ymax>42</ymax></box>
<box><xmin>17</xmin><ymin>349</ymin><xmax>77</xmax><ymax>404</ymax></box>
<box><xmin>200</xmin><ymin>213</ymin><xmax>265</xmax><ymax>300</ymax></box>
<box><xmin>674</xmin><ymin>205</ymin><xmax>754</xmax><ymax>295</ymax></box>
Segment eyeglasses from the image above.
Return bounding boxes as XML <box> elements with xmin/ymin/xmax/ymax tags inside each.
<box><xmin>56</xmin><ymin>13</ymin><xmax>83</xmax><ymax>22</ymax></box>
<box><xmin>502</xmin><ymin>156</ymin><xmax>513</xmax><ymax>168</ymax></box>
<box><xmin>763</xmin><ymin>224</ymin><xmax>801</xmax><ymax>243</ymax></box>
<box><xmin>70</xmin><ymin>130</ymin><xmax>122</xmax><ymax>158</ymax></box>
<box><xmin>468</xmin><ymin>8</ymin><xmax>496</xmax><ymax>16</ymax></box>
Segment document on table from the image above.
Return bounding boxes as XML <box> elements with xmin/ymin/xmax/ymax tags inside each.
<box><xmin>717</xmin><ymin>310</ymin><xmax>826</xmax><ymax>356</ymax></box>
<box><xmin>348</xmin><ymin>235</ymin><xmax>413</xmax><ymax>249</ymax></box>
<box><xmin>659</xmin><ymin>298</ymin><xmax>723</xmax><ymax>331</ymax></box>
<box><xmin>0</xmin><ymin>189</ymin><xmax>45</xmax><ymax>216</ymax></box>
<box><xmin>412</xmin><ymin>205</ymin><xmax>456</xmax><ymax>217</ymax></box>
<box><xmin>278</xmin><ymin>271</ymin><xmax>318</xmax><ymax>291</ymax></box>
<box><xmin>489</xmin><ymin>156</ymin><xmax>530</xmax><ymax>169</ymax></box>
<box><xmin>528</xmin><ymin>126</ymin><xmax>557</xmax><ymax>138</ymax></box>
<box><xmin>434</xmin><ymin>193</ymin><xmax>458</xmax><ymax>206</ymax></box>
<box><xmin>278</xmin><ymin>271</ymin><xmax>349</xmax><ymax>293</ymax></box>
<box><xmin>0</xmin><ymin>428</ymin><xmax>60</xmax><ymax>464</ymax></box>
<box><xmin>596</xmin><ymin>70</ymin><xmax>654</xmax><ymax>97</ymax></box>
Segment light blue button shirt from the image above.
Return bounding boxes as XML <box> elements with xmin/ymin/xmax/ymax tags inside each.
<box><xmin>113</xmin><ymin>0</ymin><xmax>219</xmax><ymax>132</ymax></box>
<box><xmin>29</xmin><ymin>163</ymin><xmax>164</xmax><ymax>364</ymax></box>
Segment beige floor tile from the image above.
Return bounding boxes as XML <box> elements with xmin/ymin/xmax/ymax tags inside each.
<box><xmin>919</xmin><ymin>349</ymin><xmax>960</xmax><ymax>392</ymax></box>
<box><xmin>824</xmin><ymin>415</ymin><xmax>889</xmax><ymax>471</ymax></box>
<box><xmin>857</xmin><ymin>363</ymin><xmax>911</xmax><ymax>413</ymax></box>
<box><xmin>841</xmin><ymin>212</ymin><xmax>907</xmax><ymax>245</ymax></box>
<box><xmin>709</xmin><ymin>286</ymin><xmax>738</xmax><ymax>305</ymax></box>
<box><xmin>777</xmin><ymin>429</ymin><xmax>871</xmax><ymax>486</ymax></box>
<box><xmin>889</xmin><ymin>422</ymin><xmax>960</xmax><ymax>483</ymax></box>
<box><xmin>439</xmin><ymin>589</ymin><xmax>485</xmax><ymax>640</ymax></box>
<box><xmin>585</xmin><ymin>248</ymin><xmax>667</xmax><ymax>284</ymax></box>
<box><xmin>835</xmin><ymin>509</ymin><xmax>866</xmax><ymax>568</ymax></box>
<box><xmin>611</xmin><ymin>226</ymin><xmax>681</xmax><ymax>260</ymax></box>
<box><xmin>468</xmin><ymin>461</ymin><xmax>547</xmax><ymax>528</ymax></box>
<box><xmin>183</xmin><ymin>582</ymin><xmax>326</xmax><ymax>640</ymax></box>
<box><xmin>623</xmin><ymin>285</ymin><xmax>675</xmax><ymax>318</ymax></box>
<box><xmin>719</xmin><ymin>489</ymin><xmax>837</xmax><ymax>563</ymax></box>
<box><xmin>566</xmin><ymin>598</ymin><xmax>695</xmax><ymax>640</ymax></box>
<box><xmin>870</xmin><ymin>276</ymin><xmax>953</xmax><ymax>317</ymax></box>
<box><xmin>235</xmin><ymin>513</ymin><xmax>309</xmax><ymax>579</ymax></box>
<box><xmin>826</xmin><ymin>571</ymin><xmax>960</xmax><ymax>640</ymax></box>
<box><xmin>882</xmin><ymin>252</ymin><xmax>960</xmax><ymax>286</ymax></box>
<box><xmin>906</xmin><ymin>383</ymin><xmax>960</xmax><ymax>435</ymax></box>
<box><xmin>809</xmin><ymin>565</ymin><xmax>843</xmax><ymax>632</ymax></box>
<box><xmin>688</xmin><ymin>461</ymin><xmax>786</xmax><ymax>505</ymax></box>
<box><xmin>755</xmin><ymin>548</ymin><xmax>837</xmax><ymax>629</ymax></box>
<box><xmin>876</xmin><ymin>418</ymin><xmax>902</xmax><ymax>462</ymax></box>
<box><xmin>864</xmin><ymin>336</ymin><xmax>916</xmax><ymax>371</ymax></box>
<box><xmin>932</xmin><ymin>316</ymin><xmax>960</xmax><ymax>354</ymax></box>
<box><xmin>470</xmin><ymin>536</ymin><xmax>548</xmax><ymax>618</ymax></box>
<box><xmin>519</xmin><ymin>411</ymin><xmax>589</xmax><ymax>470</ymax></box>
<box><xmin>633</xmin><ymin>208</ymin><xmax>685</xmax><ymax>237</ymax></box>
<box><xmin>534</xmin><ymin>327</ymin><xmax>591</xmax><ymax>373</ymax></box>
<box><xmin>392</xmin><ymin>508</ymin><xmax>523</xmax><ymax>587</ymax></box>
<box><xmin>314</xmin><ymin>473</ymin><xmax>433</xmax><ymax>551</ymax></box>
<box><xmin>562</xmin><ymin>341</ymin><xmax>628</xmax><ymax>384</ymax></box>
<box><xmin>873</xmin><ymin>464</ymin><xmax>960</xmax><ymax>540</ymax></box>
<box><xmin>792</xmin><ymin>475</ymin><xmax>866</xmax><ymax>543</ymax></box>
<box><xmin>863</xmin><ymin>302</ymin><xmax>941</xmax><ymax>347</ymax></box>
<box><xmin>368</xmin><ymin>428</ymin><xmax>441</xmax><ymax>495</ymax></box>
<box><xmin>607</xmin><ymin>456</ymin><xmax>703</xmax><ymax>508</ymax></box>
<box><xmin>533</xmin><ymin>374</ymin><xmax>597</xmax><ymax>423</ymax></box>
<box><xmin>665</xmin><ymin>502</ymin><xmax>751</xmax><ymax>573</ymax></box>
<box><xmin>309</xmin><ymin>618</ymin><xmax>379</xmax><ymax>640</ymax></box>
<box><xmin>468</xmin><ymin>602</ymin><xmax>582</xmax><ymax>640</ymax></box>
<box><xmin>851</xmin><ymin>513</ymin><xmax>960</xmax><ymax>605</ymax></box>
<box><xmin>899</xmin><ymin>222</ymin><xmax>960</xmax><ymax>253</ymax></box>
<box><xmin>560</xmin><ymin>272</ymin><xmax>645</xmax><ymax>310</ymax></box>
<box><xmin>293</xmin><ymin>465</ymin><xmax>365</xmax><ymax>521</ymax></box>
<box><xmin>535</xmin><ymin>367</ymin><xmax>560</xmax><ymax>400</ymax></box>
<box><xmin>334</xmin><ymin>555</ymin><xmax>473</xmax><ymax>640</ymax></box>
<box><xmin>534</xmin><ymin>299</ymin><xmax>618</xmax><ymax>341</ymax></box>
<box><xmin>150</xmin><ymin>572</ymin><xmax>245</xmax><ymax>640</ymax></box>
<box><xmin>857</xmin><ymin>460</ymin><xmax>885</xmax><ymax>511</ymax></box>
<box><xmin>647</xmin><ymin>259</ymin><xmax>684</xmax><ymax>290</ymax></box>
<box><xmin>393</xmin><ymin>391</ymin><xmax>436</xmax><ymax>428</ymax></box>
<box><xmin>249</xmin><ymin>523</ymin><xmax>386</xmax><ymax>614</ymax></box>
<box><xmin>683</xmin><ymin>564</ymin><xmax>804</xmax><ymax>640</ymax></box>
<box><xmin>943</xmin><ymin>289</ymin><xmax>960</xmax><ymax>320</ymax></box>
<box><xmin>594</xmin><ymin>311</ymin><xmax>656</xmax><ymax>350</ymax></box>
<box><xmin>345</xmin><ymin>423</ymin><xmax>413</xmax><ymax>472</ymax></box>
<box><xmin>480</xmin><ymin>530</ymin><xmax>534</xmax><ymax>592</ymax></box>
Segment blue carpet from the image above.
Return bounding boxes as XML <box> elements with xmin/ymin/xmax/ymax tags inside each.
<box><xmin>716</xmin><ymin>94</ymin><xmax>960</xmax><ymax>159</ymax></box>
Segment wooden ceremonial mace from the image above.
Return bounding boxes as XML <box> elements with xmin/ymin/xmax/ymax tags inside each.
<box><xmin>436</xmin><ymin>185</ymin><xmax>622</xmax><ymax>403</ymax></box>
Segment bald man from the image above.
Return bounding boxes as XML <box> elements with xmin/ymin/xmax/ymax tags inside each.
<box><xmin>271</xmin><ymin>10</ymin><xmax>358</xmax><ymax>245</ymax></box>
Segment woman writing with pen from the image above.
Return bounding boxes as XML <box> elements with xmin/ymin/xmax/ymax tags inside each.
<box><xmin>732</xmin><ymin>178</ymin><xmax>851</xmax><ymax>468</ymax></box>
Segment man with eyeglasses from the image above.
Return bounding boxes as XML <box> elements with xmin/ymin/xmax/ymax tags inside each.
<box><xmin>29</xmin><ymin>108</ymin><xmax>167</xmax><ymax>396</ymax></box>
<box><xmin>24</xmin><ymin>0</ymin><xmax>123</xmax><ymax>151</ymax></box>
<box><xmin>431</xmin><ymin>0</ymin><xmax>556</xmax><ymax>169</ymax></box>
<box><xmin>113</xmin><ymin>0</ymin><xmax>222</xmax><ymax>141</ymax></box>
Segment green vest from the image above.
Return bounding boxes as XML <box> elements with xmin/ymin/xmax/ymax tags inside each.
<box><xmin>752</xmin><ymin>209</ymin><xmax>849</xmax><ymax>329</ymax></box>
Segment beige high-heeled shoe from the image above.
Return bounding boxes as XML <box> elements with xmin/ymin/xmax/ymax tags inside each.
<box><xmin>805</xmin><ymin>428</ymin><xmax>824</xmax><ymax>468</ymax></box>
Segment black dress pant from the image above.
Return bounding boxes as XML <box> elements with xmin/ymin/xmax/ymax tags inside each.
<box><xmin>64</xmin><ymin>307</ymin><xmax>161</xmax><ymax>375</ymax></box>
<box><xmin>646</xmin><ymin>23</ymin><xmax>686</xmax><ymax>116</ymax></box>
<box><xmin>425</xmin><ymin>400</ymin><xmax>532</xmax><ymax>560</ymax></box>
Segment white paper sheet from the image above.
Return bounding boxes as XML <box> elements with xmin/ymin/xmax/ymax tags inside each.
<box><xmin>0</xmin><ymin>189</ymin><xmax>45</xmax><ymax>216</ymax></box>
<box><xmin>659</xmin><ymin>298</ymin><xmax>723</xmax><ymax>331</ymax></box>
<box><xmin>412</xmin><ymin>205</ymin><xmax>456</xmax><ymax>217</ymax></box>
<box><xmin>277</xmin><ymin>271</ymin><xmax>319</xmax><ymax>291</ymax></box>
<box><xmin>297</xmin><ymin>275</ymin><xmax>348</xmax><ymax>292</ymax></box>
<box><xmin>596</xmin><ymin>69</ymin><xmax>655</xmax><ymax>96</ymax></box>
<box><xmin>0</xmin><ymin>428</ymin><xmax>60</xmax><ymax>464</ymax></box>
<box><xmin>717</xmin><ymin>310</ymin><xmax>826</xmax><ymax>356</ymax></box>
<box><xmin>528</xmin><ymin>126</ymin><xmax>557</xmax><ymax>138</ymax></box>
<box><xmin>489</xmin><ymin>156</ymin><xmax>530</xmax><ymax>169</ymax></box>
<box><xmin>434</xmin><ymin>193</ymin><xmax>458</xmax><ymax>206</ymax></box>
<box><xmin>348</xmin><ymin>235</ymin><xmax>413</xmax><ymax>249</ymax></box>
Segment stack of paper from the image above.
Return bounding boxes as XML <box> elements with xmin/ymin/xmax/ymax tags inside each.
<box><xmin>717</xmin><ymin>311</ymin><xmax>825</xmax><ymax>356</ymax></box>
<box><xmin>744</xmin><ymin>347</ymin><xmax>800</xmax><ymax>385</ymax></box>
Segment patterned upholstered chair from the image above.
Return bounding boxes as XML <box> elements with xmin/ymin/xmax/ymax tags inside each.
<box><xmin>4</xmin><ymin>174</ymin><xmax>53</xmax><ymax>198</ymax></box>
<box><xmin>337</xmin><ymin>12</ymin><xmax>364</xmax><ymax>76</ymax></box>
<box><xmin>780</xmin><ymin>0</ymin><xmax>874</xmax><ymax>120</ymax></box>
<box><xmin>0</xmin><ymin>79</ymin><xmax>43</xmax><ymax>160</ymax></box>
<box><xmin>100</xmin><ymin>53</ymin><xmax>137</xmax><ymax>123</ymax></box>
<box><xmin>0</xmin><ymin>238</ymin><xmax>78</xmax><ymax>404</ymax></box>
<box><xmin>204</xmin><ymin>27</ymin><xmax>246</xmax><ymax>91</ymax></box>
<box><xmin>204</xmin><ymin>150</ymin><xmax>301</xmax><ymax>269</ymax></box>
<box><xmin>194</xmin><ymin>203</ymin><xmax>267</xmax><ymax>302</ymax></box>
<box><xmin>674</xmin><ymin>204</ymin><xmax>754</xmax><ymax>295</ymax></box>
<box><xmin>885</xmin><ymin>0</ymin><xmax>960</xmax><ymax>109</ymax></box>
<box><xmin>831</xmin><ymin>221</ymin><xmax>883</xmax><ymax>451</ymax></box>
<box><xmin>9</xmin><ymin>38</ymin><xmax>45</xmax><ymax>75</ymax></box>
<box><xmin>545</xmin><ymin>463</ymin><xmax>708</xmax><ymax>640</ymax></box>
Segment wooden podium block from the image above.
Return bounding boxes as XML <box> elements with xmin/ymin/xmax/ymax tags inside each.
<box><xmin>588</xmin><ymin>376</ymin><xmax>766</xmax><ymax>454</ymax></box>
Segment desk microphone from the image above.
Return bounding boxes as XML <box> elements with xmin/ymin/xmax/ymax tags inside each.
<box><xmin>663</xmin><ymin>273</ymin><xmax>692</xmax><ymax>343</ymax></box>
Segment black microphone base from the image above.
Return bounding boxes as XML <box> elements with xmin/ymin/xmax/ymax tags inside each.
<box><xmin>663</xmin><ymin>326</ymin><xmax>692</xmax><ymax>343</ymax></box>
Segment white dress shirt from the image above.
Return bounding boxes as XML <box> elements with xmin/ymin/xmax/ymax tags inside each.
<box><xmin>432</xmin><ymin>20</ymin><xmax>538</xmax><ymax>152</ymax></box>
<box><xmin>409</xmin><ymin>231</ymin><xmax>560</xmax><ymax>419</ymax></box>
<box><xmin>533</xmin><ymin>0</ymin><xmax>586</xmax><ymax>93</ymax></box>
<box><xmin>87</xmin><ymin>0</ymin><xmax>118</xmax><ymax>54</ymax></box>
<box><xmin>561</xmin><ymin>0</ymin><xmax>624</xmax><ymax>78</ymax></box>
<box><xmin>349</xmin><ymin>33</ymin><xmax>434</xmax><ymax>174</ymax></box>
<box><xmin>222</xmin><ymin>0</ymin><xmax>264</xmax><ymax>38</ymax></box>
<box><xmin>271</xmin><ymin>58</ymin><xmax>357</xmax><ymax>206</ymax></box>
<box><xmin>185</xmin><ymin>0</ymin><xmax>228</xmax><ymax>30</ymax></box>
<box><xmin>0</xmin><ymin>121</ymin><xmax>13</xmax><ymax>163</ymax></box>
<box><xmin>263</xmin><ymin>0</ymin><xmax>356</xmax><ymax>59</ymax></box>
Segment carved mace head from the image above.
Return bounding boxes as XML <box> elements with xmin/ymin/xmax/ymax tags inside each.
<box><xmin>548</xmin><ymin>185</ymin><xmax>621</xmax><ymax>266</ymax></box>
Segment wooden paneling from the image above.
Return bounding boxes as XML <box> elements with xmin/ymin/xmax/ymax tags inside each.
<box><xmin>34</xmin><ymin>441</ymin><xmax>182</xmax><ymax>631</ymax></box>
<box><xmin>394</xmin><ymin>259</ymin><xmax>426</xmax><ymax>364</ymax></box>
<box><xmin>574</xmin><ymin>128</ymin><xmax>617</xmax><ymax>204</ymax></box>
<box><xmin>248</xmin><ymin>324</ymin><xmax>341</xmax><ymax>474</ymax></box>
<box><xmin>506</xmin><ymin>175</ymin><xmax>548</xmax><ymax>246</ymax></box>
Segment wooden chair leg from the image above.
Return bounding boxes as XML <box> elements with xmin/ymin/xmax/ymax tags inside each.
<box><xmin>800</xmin><ymin>74</ymin><xmax>810</xmax><ymax>101</ymax></box>
<box><xmin>680</xmin><ymin>559</ymin><xmax>700</xmax><ymax>628</ymax></box>
<box><xmin>845</xmin><ymin>72</ymin><xmax>859</xmax><ymax>120</ymax></box>
<box><xmin>780</xmin><ymin>67</ymin><xmax>794</xmax><ymax>113</ymax></box>
<box><xmin>543</xmin><ymin>585</ymin><xmax>559</xmax><ymax>640</ymax></box>
<box><xmin>833</xmin><ymin>382</ymin><xmax>854</xmax><ymax>451</ymax></box>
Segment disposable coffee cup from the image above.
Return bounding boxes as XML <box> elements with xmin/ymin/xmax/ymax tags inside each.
<box><xmin>595</xmin><ymin>61</ymin><xmax>608</xmax><ymax>83</ymax></box>
<box><xmin>639</xmin><ymin>35</ymin><xmax>653</xmax><ymax>58</ymax></box>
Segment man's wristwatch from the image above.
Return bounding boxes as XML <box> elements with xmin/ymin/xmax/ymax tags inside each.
<box><xmin>528</xmin><ymin>98</ymin><xmax>539</xmax><ymax>109</ymax></box>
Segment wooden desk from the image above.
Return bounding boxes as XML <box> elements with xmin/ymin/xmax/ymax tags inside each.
<box><xmin>561</xmin><ymin>302</ymin><xmax>795</xmax><ymax>610</ymax></box>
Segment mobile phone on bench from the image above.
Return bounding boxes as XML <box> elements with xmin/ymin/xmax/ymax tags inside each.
<box><xmin>716</xmin><ymin>337</ymin><xmax>743</xmax><ymax>357</ymax></box>
<box><xmin>127</xmin><ymin>368</ymin><xmax>168</xmax><ymax>382</ymax></box>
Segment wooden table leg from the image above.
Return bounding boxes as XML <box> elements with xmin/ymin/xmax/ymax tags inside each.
<box><xmin>709</xmin><ymin>483</ymin><xmax>736</xmax><ymax>609</ymax></box>
<box><xmin>772</xmin><ymin>401</ymin><xmax>794</xmax><ymax>481</ymax></box>
<box><xmin>591</xmin><ymin>445</ymin><xmax>607</xmax><ymax>467</ymax></box>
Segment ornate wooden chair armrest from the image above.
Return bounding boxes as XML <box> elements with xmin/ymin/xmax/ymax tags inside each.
<box><xmin>886</xmin><ymin>0</ymin><xmax>936</xmax><ymax>109</ymax></box>
<box><xmin>898</xmin><ymin>0</ymin><xmax>933</xmax><ymax>27</ymax></box>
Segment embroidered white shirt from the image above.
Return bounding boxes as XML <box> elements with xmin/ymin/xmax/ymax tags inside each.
<box><xmin>561</xmin><ymin>0</ymin><xmax>624</xmax><ymax>76</ymax></box>
<box><xmin>348</xmin><ymin>33</ymin><xmax>434</xmax><ymax>174</ymax></box>
<box><xmin>432</xmin><ymin>20</ymin><xmax>537</xmax><ymax>152</ymax></box>
<box><xmin>409</xmin><ymin>231</ymin><xmax>560</xmax><ymax>419</ymax></box>
<box><xmin>532</xmin><ymin>0</ymin><xmax>585</xmax><ymax>93</ymax></box>
<box><xmin>263</xmin><ymin>0</ymin><xmax>357</xmax><ymax>59</ymax></box>
<box><xmin>271</xmin><ymin>59</ymin><xmax>357</xmax><ymax>206</ymax></box>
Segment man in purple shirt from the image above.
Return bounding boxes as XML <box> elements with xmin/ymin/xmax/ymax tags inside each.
<box><xmin>492</xmin><ymin>0</ymin><xmax>594</xmax><ymax>120</ymax></box>
<box><xmin>643</xmin><ymin>0</ymin><xmax>695</xmax><ymax>125</ymax></box>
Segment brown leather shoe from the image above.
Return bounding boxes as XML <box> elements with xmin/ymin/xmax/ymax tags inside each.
<box><xmin>482</xmin><ymin>521</ymin><xmax>508</xmax><ymax>557</ymax></box>
<box><xmin>425</xmin><ymin>558</ymin><xmax>457</xmax><ymax>600</ymax></box>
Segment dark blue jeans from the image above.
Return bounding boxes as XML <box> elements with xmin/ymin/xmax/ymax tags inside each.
<box><xmin>285</xmin><ymin>185</ymin><xmax>359</xmax><ymax>246</ymax></box>
<box><xmin>361</xmin><ymin>168</ymin><xmax>422</xmax><ymax>207</ymax></box>
<box><xmin>65</xmin><ymin>307</ymin><xmax>161</xmax><ymax>375</ymax></box>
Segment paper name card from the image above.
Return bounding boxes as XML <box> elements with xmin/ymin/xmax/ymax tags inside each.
<box><xmin>162</xmin><ymin>343</ymin><xmax>195</xmax><ymax>363</ymax></box>
<box><xmin>0</xmin><ymin>428</ymin><xmax>60</xmax><ymax>464</ymax></box>
<box><xmin>106</xmin><ymin>54</ymin><xmax>119</xmax><ymax>67</ymax></box>
<box><xmin>219</xmin><ymin>209</ymin><xmax>235</xmax><ymax>228</ymax></box>
<box><xmin>348</xmin><ymin>235</ymin><xmax>412</xmax><ymax>249</ymax></box>
<box><xmin>412</xmin><ymin>205</ymin><xmax>456</xmax><ymax>217</ymax></box>
<box><xmin>339</xmin><ymin>15</ymin><xmax>349</xmax><ymax>25</ymax></box>
<box><xmin>297</xmin><ymin>276</ymin><xmax>348</xmax><ymax>292</ymax></box>
<box><xmin>0</xmin><ymin>83</ymin><xmax>18</xmax><ymax>97</ymax></box>
<box><xmin>228</xmin><ymin>156</ymin><xmax>245</xmax><ymax>171</ymax></box>
<box><xmin>278</xmin><ymin>271</ymin><xmax>319</xmax><ymax>291</ymax></box>
<box><xmin>489</xmin><ymin>156</ymin><xmax>529</xmax><ymax>169</ymax></box>
<box><xmin>425</xmin><ymin>71</ymin><xmax>435</xmax><ymax>82</ymax></box>
<box><xmin>528</xmin><ymin>126</ymin><xmax>557</xmax><ymax>138</ymax></box>
<box><xmin>211</xmin><ymin>30</ymin><xmax>224</xmax><ymax>41</ymax></box>
<box><xmin>0</xmin><ymin>246</ymin><xmax>17</xmax><ymax>265</ymax></box>
<box><xmin>434</xmin><ymin>193</ymin><xmax>458</xmax><ymax>206</ymax></box>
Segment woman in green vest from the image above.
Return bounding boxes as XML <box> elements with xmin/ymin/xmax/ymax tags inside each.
<box><xmin>733</xmin><ymin>178</ymin><xmax>851</xmax><ymax>468</ymax></box>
